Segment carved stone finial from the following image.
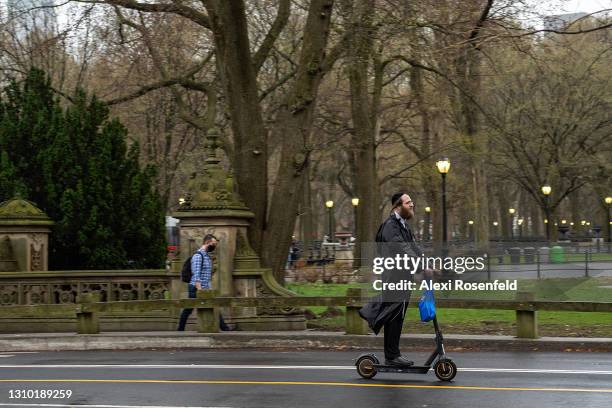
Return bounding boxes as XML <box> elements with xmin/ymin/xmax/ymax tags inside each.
<box><xmin>175</xmin><ymin>128</ymin><xmax>251</xmax><ymax>214</ymax></box>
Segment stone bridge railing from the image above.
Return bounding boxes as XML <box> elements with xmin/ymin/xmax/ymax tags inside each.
<box><xmin>0</xmin><ymin>269</ymin><xmax>177</xmax><ymax>305</ymax></box>
<box><xmin>1</xmin><ymin>288</ymin><xmax>611</xmax><ymax>339</ymax></box>
<box><xmin>0</xmin><ymin>269</ymin><xmax>181</xmax><ymax>332</ymax></box>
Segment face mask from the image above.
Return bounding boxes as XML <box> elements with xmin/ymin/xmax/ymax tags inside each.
<box><xmin>207</xmin><ymin>244</ymin><xmax>216</xmax><ymax>252</ymax></box>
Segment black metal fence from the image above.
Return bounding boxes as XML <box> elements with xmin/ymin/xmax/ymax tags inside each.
<box><xmin>287</xmin><ymin>240</ymin><xmax>612</xmax><ymax>281</ymax></box>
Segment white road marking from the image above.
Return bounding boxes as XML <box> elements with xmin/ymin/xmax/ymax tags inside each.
<box><xmin>460</xmin><ymin>367</ymin><xmax>612</xmax><ymax>375</ymax></box>
<box><xmin>3</xmin><ymin>352</ymin><xmax>38</xmax><ymax>354</ymax></box>
<box><xmin>0</xmin><ymin>352</ymin><xmax>37</xmax><ymax>358</ymax></box>
<box><xmin>0</xmin><ymin>364</ymin><xmax>611</xmax><ymax>375</ymax></box>
<box><xmin>0</xmin><ymin>404</ymin><xmax>231</xmax><ymax>408</ymax></box>
<box><xmin>0</xmin><ymin>364</ymin><xmax>350</xmax><ymax>370</ymax></box>
<box><xmin>0</xmin><ymin>352</ymin><xmax>38</xmax><ymax>354</ymax></box>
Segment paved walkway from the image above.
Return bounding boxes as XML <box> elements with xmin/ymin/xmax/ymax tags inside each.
<box><xmin>1</xmin><ymin>331</ymin><xmax>610</xmax><ymax>352</ymax></box>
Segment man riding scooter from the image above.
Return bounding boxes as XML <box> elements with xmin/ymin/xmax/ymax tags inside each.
<box><xmin>359</xmin><ymin>192</ymin><xmax>434</xmax><ymax>367</ymax></box>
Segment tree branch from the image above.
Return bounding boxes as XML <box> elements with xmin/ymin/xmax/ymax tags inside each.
<box><xmin>259</xmin><ymin>69</ymin><xmax>296</xmax><ymax>101</ymax></box>
<box><xmin>496</xmin><ymin>9</ymin><xmax>612</xmax><ymax>38</ymax></box>
<box><xmin>320</xmin><ymin>32</ymin><xmax>350</xmax><ymax>73</ymax></box>
<box><xmin>111</xmin><ymin>7</ymin><xmax>210</xmax><ymax>131</ymax></box>
<box><xmin>514</xmin><ymin>22</ymin><xmax>612</xmax><ymax>37</ymax></box>
<box><xmin>252</xmin><ymin>0</ymin><xmax>291</xmax><ymax>74</ymax></box>
<box><xmin>73</xmin><ymin>0</ymin><xmax>211</xmax><ymax>29</ymax></box>
<box><xmin>467</xmin><ymin>0</ymin><xmax>493</xmax><ymax>45</ymax></box>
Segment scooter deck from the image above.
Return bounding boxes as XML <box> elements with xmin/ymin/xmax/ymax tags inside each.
<box><xmin>373</xmin><ymin>364</ymin><xmax>430</xmax><ymax>374</ymax></box>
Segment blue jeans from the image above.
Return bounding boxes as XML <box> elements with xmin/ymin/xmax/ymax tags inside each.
<box><xmin>177</xmin><ymin>284</ymin><xmax>229</xmax><ymax>331</ymax></box>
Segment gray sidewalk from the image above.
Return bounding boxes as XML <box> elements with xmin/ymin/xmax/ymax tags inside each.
<box><xmin>1</xmin><ymin>331</ymin><xmax>610</xmax><ymax>353</ymax></box>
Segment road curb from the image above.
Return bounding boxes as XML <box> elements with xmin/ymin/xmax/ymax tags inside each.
<box><xmin>0</xmin><ymin>331</ymin><xmax>610</xmax><ymax>352</ymax></box>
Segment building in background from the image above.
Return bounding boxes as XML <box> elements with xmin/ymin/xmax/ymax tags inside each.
<box><xmin>543</xmin><ymin>12</ymin><xmax>588</xmax><ymax>31</ymax></box>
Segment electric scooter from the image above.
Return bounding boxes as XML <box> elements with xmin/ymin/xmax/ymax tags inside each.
<box><xmin>355</xmin><ymin>316</ymin><xmax>457</xmax><ymax>381</ymax></box>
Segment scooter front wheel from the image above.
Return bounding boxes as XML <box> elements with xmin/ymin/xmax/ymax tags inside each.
<box><xmin>356</xmin><ymin>355</ymin><xmax>378</xmax><ymax>379</ymax></box>
<box><xmin>434</xmin><ymin>359</ymin><xmax>457</xmax><ymax>381</ymax></box>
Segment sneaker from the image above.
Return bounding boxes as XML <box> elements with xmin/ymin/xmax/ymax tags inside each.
<box><xmin>384</xmin><ymin>355</ymin><xmax>414</xmax><ymax>367</ymax></box>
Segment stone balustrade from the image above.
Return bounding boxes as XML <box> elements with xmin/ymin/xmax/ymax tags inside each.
<box><xmin>0</xmin><ymin>269</ymin><xmax>181</xmax><ymax>332</ymax></box>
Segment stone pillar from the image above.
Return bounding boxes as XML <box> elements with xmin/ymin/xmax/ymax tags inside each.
<box><xmin>345</xmin><ymin>288</ymin><xmax>368</xmax><ymax>335</ymax></box>
<box><xmin>174</xmin><ymin>210</ymin><xmax>252</xmax><ymax>298</ymax></box>
<box><xmin>0</xmin><ymin>197</ymin><xmax>54</xmax><ymax>272</ymax></box>
<box><xmin>515</xmin><ymin>291</ymin><xmax>538</xmax><ymax>339</ymax></box>
<box><xmin>173</xmin><ymin>128</ymin><xmax>305</xmax><ymax>330</ymax></box>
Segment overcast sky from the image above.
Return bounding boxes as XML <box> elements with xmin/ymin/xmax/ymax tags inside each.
<box><xmin>553</xmin><ymin>0</ymin><xmax>611</xmax><ymax>13</ymax></box>
<box><xmin>2</xmin><ymin>0</ymin><xmax>611</xmax><ymax>30</ymax></box>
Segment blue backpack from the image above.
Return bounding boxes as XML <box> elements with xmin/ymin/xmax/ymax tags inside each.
<box><xmin>418</xmin><ymin>289</ymin><xmax>436</xmax><ymax>322</ymax></box>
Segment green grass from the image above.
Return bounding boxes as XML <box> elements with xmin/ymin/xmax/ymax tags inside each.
<box><xmin>566</xmin><ymin>253</ymin><xmax>612</xmax><ymax>262</ymax></box>
<box><xmin>305</xmin><ymin>309</ymin><xmax>612</xmax><ymax>337</ymax></box>
<box><xmin>438</xmin><ymin>276</ymin><xmax>612</xmax><ymax>301</ymax></box>
<box><xmin>287</xmin><ymin>282</ymin><xmax>369</xmax><ymax>314</ymax></box>
<box><xmin>493</xmin><ymin>252</ymin><xmax>612</xmax><ymax>264</ymax></box>
<box><xmin>288</xmin><ymin>277</ymin><xmax>612</xmax><ymax>302</ymax></box>
<box><xmin>286</xmin><ymin>278</ymin><xmax>612</xmax><ymax>337</ymax></box>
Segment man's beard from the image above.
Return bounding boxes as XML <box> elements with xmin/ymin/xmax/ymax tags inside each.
<box><xmin>401</xmin><ymin>207</ymin><xmax>413</xmax><ymax>219</ymax></box>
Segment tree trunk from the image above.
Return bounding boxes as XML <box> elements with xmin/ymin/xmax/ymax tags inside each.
<box><xmin>570</xmin><ymin>190</ymin><xmax>582</xmax><ymax>236</ymax></box>
<box><xmin>206</xmin><ymin>1</ymin><xmax>268</xmax><ymax>254</ymax></box>
<box><xmin>455</xmin><ymin>47</ymin><xmax>489</xmax><ymax>250</ymax></box>
<box><xmin>301</xmin><ymin>164</ymin><xmax>315</xmax><ymax>244</ymax></box>
<box><xmin>207</xmin><ymin>1</ymin><xmax>336</xmax><ymax>281</ymax></box>
<box><xmin>347</xmin><ymin>0</ymin><xmax>379</xmax><ymax>268</ymax></box>
<box><xmin>530</xmin><ymin>200</ymin><xmax>542</xmax><ymax>238</ymax></box>
<box><xmin>261</xmin><ymin>0</ymin><xmax>335</xmax><ymax>281</ymax></box>
<box><xmin>410</xmin><ymin>49</ymin><xmax>442</xmax><ymax>254</ymax></box>
<box><xmin>497</xmin><ymin>184</ymin><xmax>510</xmax><ymax>240</ymax></box>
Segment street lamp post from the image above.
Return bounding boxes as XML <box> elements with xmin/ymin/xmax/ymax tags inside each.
<box><xmin>325</xmin><ymin>200</ymin><xmax>334</xmax><ymax>242</ymax></box>
<box><xmin>468</xmin><ymin>220</ymin><xmax>474</xmax><ymax>241</ymax></box>
<box><xmin>606</xmin><ymin>196</ymin><xmax>612</xmax><ymax>252</ymax></box>
<box><xmin>541</xmin><ymin>185</ymin><xmax>552</xmax><ymax>242</ymax></box>
<box><xmin>351</xmin><ymin>198</ymin><xmax>359</xmax><ymax>267</ymax></box>
<box><xmin>424</xmin><ymin>206</ymin><xmax>431</xmax><ymax>241</ymax></box>
<box><xmin>351</xmin><ymin>198</ymin><xmax>359</xmax><ymax>236</ymax></box>
<box><xmin>436</xmin><ymin>158</ymin><xmax>451</xmax><ymax>257</ymax></box>
<box><xmin>508</xmin><ymin>208</ymin><xmax>516</xmax><ymax>241</ymax></box>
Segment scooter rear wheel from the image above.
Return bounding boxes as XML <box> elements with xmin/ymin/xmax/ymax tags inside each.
<box><xmin>356</xmin><ymin>355</ymin><xmax>378</xmax><ymax>379</ymax></box>
<box><xmin>434</xmin><ymin>359</ymin><xmax>457</xmax><ymax>381</ymax></box>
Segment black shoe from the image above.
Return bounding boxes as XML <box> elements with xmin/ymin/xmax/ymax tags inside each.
<box><xmin>385</xmin><ymin>356</ymin><xmax>414</xmax><ymax>367</ymax></box>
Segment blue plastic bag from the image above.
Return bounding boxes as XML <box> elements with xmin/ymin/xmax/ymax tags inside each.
<box><xmin>418</xmin><ymin>289</ymin><xmax>436</xmax><ymax>322</ymax></box>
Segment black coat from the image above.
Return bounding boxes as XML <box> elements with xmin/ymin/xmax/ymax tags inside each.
<box><xmin>358</xmin><ymin>213</ymin><xmax>423</xmax><ymax>334</ymax></box>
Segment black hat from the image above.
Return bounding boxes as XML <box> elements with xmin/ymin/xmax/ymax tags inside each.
<box><xmin>391</xmin><ymin>192</ymin><xmax>406</xmax><ymax>207</ymax></box>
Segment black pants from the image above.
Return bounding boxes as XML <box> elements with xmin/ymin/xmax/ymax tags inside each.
<box><xmin>383</xmin><ymin>302</ymin><xmax>407</xmax><ymax>359</ymax></box>
<box><xmin>177</xmin><ymin>284</ymin><xmax>228</xmax><ymax>331</ymax></box>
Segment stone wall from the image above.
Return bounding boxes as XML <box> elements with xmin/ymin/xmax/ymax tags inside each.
<box><xmin>0</xmin><ymin>269</ymin><xmax>185</xmax><ymax>333</ymax></box>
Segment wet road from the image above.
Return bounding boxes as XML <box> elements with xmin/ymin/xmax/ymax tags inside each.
<box><xmin>0</xmin><ymin>350</ymin><xmax>610</xmax><ymax>408</ymax></box>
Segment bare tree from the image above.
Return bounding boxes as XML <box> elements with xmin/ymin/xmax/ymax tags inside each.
<box><xmin>486</xmin><ymin>30</ymin><xmax>612</xmax><ymax>240</ymax></box>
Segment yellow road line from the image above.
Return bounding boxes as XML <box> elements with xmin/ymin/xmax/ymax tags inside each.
<box><xmin>0</xmin><ymin>379</ymin><xmax>611</xmax><ymax>394</ymax></box>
